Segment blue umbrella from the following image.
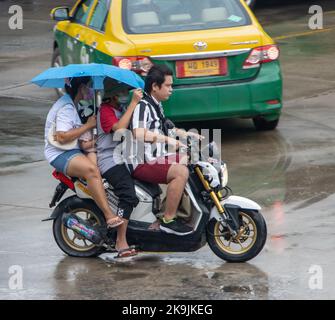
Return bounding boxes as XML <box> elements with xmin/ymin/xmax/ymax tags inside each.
<box><xmin>31</xmin><ymin>63</ymin><xmax>144</xmax><ymax>90</ymax></box>
<box><xmin>31</xmin><ymin>63</ymin><xmax>145</xmax><ymax>135</ymax></box>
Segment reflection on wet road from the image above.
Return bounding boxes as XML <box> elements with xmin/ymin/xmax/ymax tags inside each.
<box><xmin>0</xmin><ymin>98</ymin><xmax>47</xmax><ymax>167</ymax></box>
<box><xmin>53</xmin><ymin>255</ymin><xmax>269</xmax><ymax>300</ymax></box>
<box><xmin>1</xmin><ymin>0</ymin><xmax>335</xmax><ymax>299</ymax></box>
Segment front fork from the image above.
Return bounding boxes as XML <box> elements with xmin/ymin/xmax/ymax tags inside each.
<box><xmin>195</xmin><ymin>167</ymin><xmax>240</xmax><ymax>236</ymax></box>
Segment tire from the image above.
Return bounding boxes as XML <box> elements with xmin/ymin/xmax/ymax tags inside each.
<box><xmin>253</xmin><ymin>117</ymin><xmax>279</xmax><ymax>131</ymax></box>
<box><xmin>51</xmin><ymin>47</ymin><xmax>65</xmax><ymax>97</ymax></box>
<box><xmin>52</xmin><ymin>196</ymin><xmax>106</xmax><ymax>257</ymax></box>
<box><xmin>245</xmin><ymin>0</ymin><xmax>256</xmax><ymax>9</ymax></box>
<box><xmin>207</xmin><ymin>210</ymin><xmax>267</xmax><ymax>263</ymax></box>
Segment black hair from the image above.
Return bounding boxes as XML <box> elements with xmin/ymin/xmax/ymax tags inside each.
<box><xmin>65</xmin><ymin>76</ymin><xmax>91</xmax><ymax>100</ymax></box>
<box><xmin>144</xmin><ymin>65</ymin><xmax>173</xmax><ymax>94</ymax></box>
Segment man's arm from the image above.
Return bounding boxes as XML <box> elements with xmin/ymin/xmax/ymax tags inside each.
<box><xmin>133</xmin><ymin>128</ymin><xmax>166</xmax><ymax>143</ymax></box>
<box><xmin>131</xmin><ymin>101</ymin><xmax>186</xmax><ymax>148</ymax></box>
<box><xmin>173</xmin><ymin>128</ymin><xmax>204</xmax><ymax>140</ymax></box>
<box><xmin>133</xmin><ymin>128</ymin><xmax>185</xmax><ymax>149</ymax></box>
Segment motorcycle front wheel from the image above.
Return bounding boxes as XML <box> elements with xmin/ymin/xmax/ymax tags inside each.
<box><xmin>52</xmin><ymin>196</ymin><xmax>106</xmax><ymax>257</ymax></box>
<box><xmin>207</xmin><ymin>210</ymin><xmax>267</xmax><ymax>263</ymax></box>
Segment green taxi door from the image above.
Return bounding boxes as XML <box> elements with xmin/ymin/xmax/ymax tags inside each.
<box><xmin>70</xmin><ymin>0</ymin><xmax>96</xmax><ymax>64</ymax></box>
<box><xmin>85</xmin><ymin>0</ymin><xmax>111</xmax><ymax>64</ymax></box>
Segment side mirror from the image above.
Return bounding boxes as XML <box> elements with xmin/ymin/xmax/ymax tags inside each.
<box><xmin>51</xmin><ymin>7</ymin><xmax>70</xmax><ymax>21</ymax></box>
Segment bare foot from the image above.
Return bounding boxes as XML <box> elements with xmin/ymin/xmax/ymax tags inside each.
<box><xmin>106</xmin><ymin>216</ymin><xmax>124</xmax><ymax>228</ymax></box>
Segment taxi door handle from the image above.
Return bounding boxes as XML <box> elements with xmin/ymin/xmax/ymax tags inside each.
<box><xmin>73</xmin><ymin>33</ymin><xmax>80</xmax><ymax>44</ymax></box>
<box><xmin>89</xmin><ymin>42</ymin><xmax>97</xmax><ymax>53</ymax></box>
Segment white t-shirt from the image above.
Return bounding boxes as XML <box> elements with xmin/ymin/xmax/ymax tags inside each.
<box><xmin>44</xmin><ymin>94</ymin><xmax>82</xmax><ymax>163</ymax></box>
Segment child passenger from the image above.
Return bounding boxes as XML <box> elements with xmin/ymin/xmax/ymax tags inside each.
<box><xmin>96</xmin><ymin>86</ymin><xmax>143</xmax><ymax>258</ymax></box>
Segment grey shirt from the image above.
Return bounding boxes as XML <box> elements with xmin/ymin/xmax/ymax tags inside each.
<box><xmin>96</xmin><ymin>105</ymin><xmax>123</xmax><ymax>175</ymax></box>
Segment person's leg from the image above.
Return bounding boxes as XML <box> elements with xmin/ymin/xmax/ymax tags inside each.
<box><xmin>132</xmin><ymin>156</ymin><xmax>188</xmax><ymax>215</ymax></box>
<box><xmin>132</xmin><ymin>156</ymin><xmax>193</xmax><ymax>235</ymax></box>
<box><xmin>86</xmin><ymin>152</ymin><xmax>97</xmax><ymax>165</ymax></box>
<box><xmin>66</xmin><ymin>155</ymin><xmax>123</xmax><ymax>227</ymax></box>
<box><xmin>116</xmin><ymin>221</ymin><xmax>131</xmax><ymax>253</ymax></box>
<box><xmin>159</xmin><ymin>163</ymin><xmax>193</xmax><ymax>235</ymax></box>
<box><xmin>164</xmin><ymin>164</ymin><xmax>189</xmax><ymax>220</ymax></box>
<box><xmin>103</xmin><ymin>165</ymin><xmax>139</xmax><ymax>252</ymax></box>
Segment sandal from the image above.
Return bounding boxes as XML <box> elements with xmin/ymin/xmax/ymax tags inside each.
<box><xmin>115</xmin><ymin>247</ymin><xmax>138</xmax><ymax>259</ymax></box>
<box><xmin>106</xmin><ymin>216</ymin><xmax>124</xmax><ymax>229</ymax></box>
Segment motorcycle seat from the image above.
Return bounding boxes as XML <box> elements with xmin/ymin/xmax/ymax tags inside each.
<box><xmin>134</xmin><ymin>179</ymin><xmax>162</xmax><ymax>198</ymax></box>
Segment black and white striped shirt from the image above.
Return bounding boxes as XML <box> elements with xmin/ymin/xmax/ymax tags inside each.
<box><xmin>131</xmin><ymin>94</ymin><xmax>170</xmax><ymax>166</ymax></box>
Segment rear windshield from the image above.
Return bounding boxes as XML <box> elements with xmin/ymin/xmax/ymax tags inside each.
<box><xmin>123</xmin><ymin>0</ymin><xmax>251</xmax><ymax>34</ymax></box>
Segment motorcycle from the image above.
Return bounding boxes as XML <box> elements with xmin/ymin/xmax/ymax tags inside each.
<box><xmin>43</xmin><ymin>138</ymin><xmax>267</xmax><ymax>263</ymax></box>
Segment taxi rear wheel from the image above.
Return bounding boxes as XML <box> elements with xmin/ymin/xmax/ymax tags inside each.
<box><xmin>51</xmin><ymin>47</ymin><xmax>65</xmax><ymax>97</ymax></box>
<box><xmin>253</xmin><ymin>117</ymin><xmax>279</xmax><ymax>131</ymax></box>
<box><xmin>245</xmin><ymin>0</ymin><xmax>256</xmax><ymax>9</ymax></box>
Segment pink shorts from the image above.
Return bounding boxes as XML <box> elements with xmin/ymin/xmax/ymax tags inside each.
<box><xmin>132</xmin><ymin>154</ymin><xmax>181</xmax><ymax>184</ymax></box>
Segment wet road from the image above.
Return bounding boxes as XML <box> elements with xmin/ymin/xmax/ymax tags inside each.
<box><xmin>1</xmin><ymin>0</ymin><xmax>335</xmax><ymax>299</ymax></box>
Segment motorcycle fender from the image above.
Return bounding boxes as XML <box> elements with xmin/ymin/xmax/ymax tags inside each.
<box><xmin>42</xmin><ymin>196</ymin><xmax>86</xmax><ymax>222</ymax></box>
<box><xmin>222</xmin><ymin>195</ymin><xmax>261</xmax><ymax>211</ymax></box>
<box><xmin>210</xmin><ymin>195</ymin><xmax>261</xmax><ymax>222</ymax></box>
<box><xmin>210</xmin><ymin>206</ymin><xmax>225</xmax><ymax>222</ymax></box>
<box><xmin>42</xmin><ymin>209</ymin><xmax>61</xmax><ymax>222</ymax></box>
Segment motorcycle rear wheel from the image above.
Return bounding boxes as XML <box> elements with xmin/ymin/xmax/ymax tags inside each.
<box><xmin>207</xmin><ymin>210</ymin><xmax>267</xmax><ymax>262</ymax></box>
<box><xmin>52</xmin><ymin>196</ymin><xmax>106</xmax><ymax>257</ymax></box>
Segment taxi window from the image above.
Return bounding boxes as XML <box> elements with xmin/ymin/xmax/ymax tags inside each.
<box><xmin>88</xmin><ymin>0</ymin><xmax>111</xmax><ymax>31</ymax></box>
<box><xmin>123</xmin><ymin>0</ymin><xmax>250</xmax><ymax>34</ymax></box>
<box><xmin>73</xmin><ymin>0</ymin><xmax>95</xmax><ymax>25</ymax></box>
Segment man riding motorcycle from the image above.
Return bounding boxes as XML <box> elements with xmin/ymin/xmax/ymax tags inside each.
<box><xmin>130</xmin><ymin>65</ymin><xmax>202</xmax><ymax>236</ymax></box>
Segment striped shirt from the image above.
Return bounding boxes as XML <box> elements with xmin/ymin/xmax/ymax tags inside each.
<box><xmin>131</xmin><ymin>94</ymin><xmax>170</xmax><ymax>166</ymax></box>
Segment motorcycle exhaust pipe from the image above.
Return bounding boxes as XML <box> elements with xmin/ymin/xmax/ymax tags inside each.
<box><xmin>62</xmin><ymin>213</ymin><xmax>103</xmax><ymax>245</ymax></box>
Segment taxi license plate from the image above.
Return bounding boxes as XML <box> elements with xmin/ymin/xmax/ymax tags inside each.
<box><xmin>176</xmin><ymin>58</ymin><xmax>227</xmax><ymax>78</ymax></box>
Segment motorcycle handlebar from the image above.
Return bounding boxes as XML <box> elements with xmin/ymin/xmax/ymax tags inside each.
<box><xmin>178</xmin><ymin>136</ymin><xmax>201</xmax><ymax>163</ymax></box>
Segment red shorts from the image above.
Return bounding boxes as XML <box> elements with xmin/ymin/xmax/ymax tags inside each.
<box><xmin>132</xmin><ymin>154</ymin><xmax>181</xmax><ymax>184</ymax></box>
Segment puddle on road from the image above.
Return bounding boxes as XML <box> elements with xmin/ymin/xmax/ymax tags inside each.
<box><xmin>46</xmin><ymin>254</ymin><xmax>270</xmax><ymax>300</ymax></box>
<box><xmin>0</xmin><ymin>97</ymin><xmax>47</xmax><ymax>168</ymax></box>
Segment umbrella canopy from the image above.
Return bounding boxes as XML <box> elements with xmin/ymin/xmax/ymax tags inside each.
<box><xmin>31</xmin><ymin>63</ymin><xmax>144</xmax><ymax>90</ymax></box>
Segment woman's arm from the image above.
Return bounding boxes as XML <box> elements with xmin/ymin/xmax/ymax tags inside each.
<box><xmin>55</xmin><ymin>116</ymin><xmax>96</xmax><ymax>144</ymax></box>
<box><xmin>112</xmin><ymin>89</ymin><xmax>143</xmax><ymax>132</ymax></box>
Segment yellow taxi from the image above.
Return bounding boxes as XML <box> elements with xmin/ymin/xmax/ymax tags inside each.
<box><xmin>51</xmin><ymin>0</ymin><xmax>282</xmax><ymax>130</ymax></box>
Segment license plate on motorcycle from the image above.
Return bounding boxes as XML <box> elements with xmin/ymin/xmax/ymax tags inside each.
<box><xmin>176</xmin><ymin>58</ymin><xmax>227</xmax><ymax>78</ymax></box>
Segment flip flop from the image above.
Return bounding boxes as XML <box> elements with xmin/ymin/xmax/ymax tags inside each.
<box><xmin>115</xmin><ymin>247</ymin><xmax>138</xmax><ymax>259</ymax></box>
<box><xmin>106</xmin><ymin>216</ymin><xmax>124</xmax><ymax>229</ymax></box>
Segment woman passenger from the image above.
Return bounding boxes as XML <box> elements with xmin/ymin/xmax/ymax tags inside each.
<box><xmin>44</xmin><ymin>76</ymin><xmax>123</xmax><ymax>228</ymax></box>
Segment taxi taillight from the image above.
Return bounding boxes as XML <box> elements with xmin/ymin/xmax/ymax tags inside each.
<box><xmin>243</xmin><ymin>45</ymin><xmax>280</xmax><ymax>69</ymax></box>
<box><xmin>113</xmin><ymin>56</ymin><xmax>153</xmax><ymax>76</ymax></box>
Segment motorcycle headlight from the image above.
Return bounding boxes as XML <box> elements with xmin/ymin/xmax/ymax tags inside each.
<box><xmin>220</xmin><ymin>163</ymin><xmax>228</xmax><ymax>187</ymax></box>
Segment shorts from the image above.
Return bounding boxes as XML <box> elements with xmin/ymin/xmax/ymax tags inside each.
<box><xmin>50</xmin><ymin>149</ymin><xmax>83</xmax><ymax>175</ymax></box>
<box><xmin>132</xmin><ymin>154</ymin><xmax>181</xmax><ymax>184</ymax></box>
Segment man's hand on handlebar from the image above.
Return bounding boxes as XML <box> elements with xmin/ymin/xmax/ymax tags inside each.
<box><xmin>166</xmin><ymin>137</ymin><xmax>186</xmax><ymax>151</ymax></box>
<box><xmin>185</xmin><ymin>131</ymin><xmax>205</xmax><ymax>141</ymax></box>
<box><xmin>174</xmin><ymin>128</ymin><xmax>204</xmax><ymax>141</ymax></box>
